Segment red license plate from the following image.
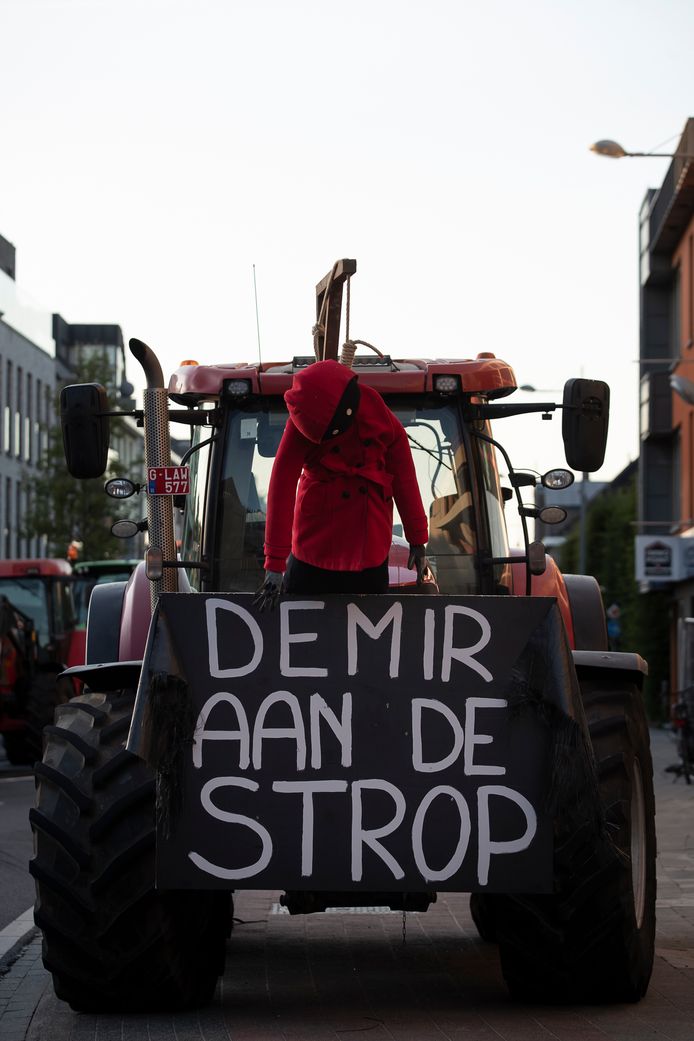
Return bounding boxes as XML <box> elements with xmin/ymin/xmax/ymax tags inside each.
<box><xmin>147</xmin><ymin>466</ymin><xmax>191</xmax><ymax>496</ymax></box>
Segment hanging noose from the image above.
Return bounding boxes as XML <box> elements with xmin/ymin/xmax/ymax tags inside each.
<box><xmin>340</xmin><ymin>275</ymin><xmax>357</xmax><ymax>368</ymax></box>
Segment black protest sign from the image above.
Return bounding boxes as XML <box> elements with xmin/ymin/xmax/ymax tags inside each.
<box><xmin>150</xmin><ymin>594</ymin><xmax>564</xmax><ymax>893</ymax></box>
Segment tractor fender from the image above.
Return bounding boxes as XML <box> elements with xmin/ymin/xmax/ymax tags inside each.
<box><xmin>573</xmin><ymin>649</ymin><xmax>648</xmax><ymax>688</ymax></box>
<box><xmin>85</xmin><ymin>581</ymin><xmax>128</xmax><ymax>664</ymax></box>
<box><xmin>117</xmin><ymin>562</ymin><xmax>192</xmax><ymax>661</ymax></box>
<box><xmin>117</xmin><ymin>563</ymin><xmax>153</xmax><ymax>662</ymax></box>
<box><xmin>62</xmin><ymin>566</ymin><xmax>188</xmax><ymax>692</ymax></box>
<box><xmin>77</xmin><ymin>563</ymin><xmax>191</xmax><ymax>677</ymax></box>
<box><xmin>510</xmin><ymin>552</ymin><xmax>575</xmax><ymax>647</ymax></box>
<box><xmin>59</xmin><ymin>578</ymin><xmax>139</xmax><ymax>692</ymax></box>
<box><xmin>563</xmin><ymin>574</ymin><xmax>608</xmax><ymax>652</ymax></box>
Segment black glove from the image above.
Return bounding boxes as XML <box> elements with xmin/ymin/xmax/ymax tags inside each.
<box><xmin>407</xmin><ymin>544</ymin><xmax>430</xmax><ymax>584</ymax></box>
<box><xmin>253</xmin><ymin>571</ymin><xmax>284</xmax><ymax>611</ymax></box>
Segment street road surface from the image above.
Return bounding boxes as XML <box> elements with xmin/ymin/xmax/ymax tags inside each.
<box><xmin>0</xmin><ymin>747</ymin><xmax>34</xmax><ymax>932</ymax></box>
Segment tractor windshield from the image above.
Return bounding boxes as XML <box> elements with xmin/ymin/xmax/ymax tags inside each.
<box><xmin>0</xmin><ymin>578</ymin><xmax>50</xmax><ymax>644</ymax></box>
<box><xmin>204</xmin><ymin>395</ymin><xmax>510</xmax><ymax>595</ymax></box>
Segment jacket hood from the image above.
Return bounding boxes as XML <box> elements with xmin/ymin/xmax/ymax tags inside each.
<box><xmin>284</xmin><ymin>360</ymin><xmax>359</xmax><ymax>443</ymax></box>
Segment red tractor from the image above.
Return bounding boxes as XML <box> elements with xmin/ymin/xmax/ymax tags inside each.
<box><xmin>0</xmin><ymin>558</ymin><xmax>81</xmax><ymax>764</ymax></box>
<box><xmin>31</xmin><ymin>260</ymin><xmax>655</xmax><ymax>1011</ymax></box>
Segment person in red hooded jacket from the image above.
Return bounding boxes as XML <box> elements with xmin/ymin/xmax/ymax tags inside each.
<box><xmin>255</xmin><ymin>359</ymin><xmax>429</xmax><ymax>607</ymax></box>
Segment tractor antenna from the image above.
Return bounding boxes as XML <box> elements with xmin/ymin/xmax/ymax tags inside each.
<box><xmin>253</xmin><ymin>264</ymin><xmax>262</xmax><ymax>367</ymax></box>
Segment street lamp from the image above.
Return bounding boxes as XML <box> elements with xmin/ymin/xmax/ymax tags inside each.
<box><xmin>590</xmin><ymin>139</ymin><xmax>694</xmax><ymax>160</ymax></box>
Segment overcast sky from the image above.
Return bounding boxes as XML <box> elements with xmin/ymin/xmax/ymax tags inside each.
<box><xmin>2</xmin><ymin>0</ymin><xmax>692</xmax><ymax>490</ymax></box>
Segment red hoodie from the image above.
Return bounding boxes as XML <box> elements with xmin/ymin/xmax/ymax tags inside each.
<box><xmin>263</xmin><ymin>360</ymin><xmax>428</xmax><ymax>573</ymax></box>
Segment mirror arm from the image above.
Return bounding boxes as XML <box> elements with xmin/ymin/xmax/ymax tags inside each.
<box><xmin>472</xmin><ymin>402</ymin><xmax>598</xmax><ymax>419</ymax></box>
<box><xmin>470</xmin><ymin>402</ymin><xmax>561</xmax><ymax>419</ymax></box>
<box><xmin>510</xmin><ymin>472</ymin><xmax>538</xmax><ymax>488</ymax></box>
<box><xmin>469</xmin><ymin>426</ymin><xmax>533</xmax><ymax>595</ymax></box>
<box><xmin>98</xmin><ymin>408</ymin><xmax>221</xmax><ymax>427</ymax></box>
<box><xmin>180</xmin><ymin>435</ymin><xmax>219</xmax><ymax>467</ymax></box>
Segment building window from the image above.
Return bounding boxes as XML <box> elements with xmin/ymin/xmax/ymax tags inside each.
<box><xmin>35</xmin><ymin>379</ymin><xmax>42</xmax><ymax>463</ymax></box>
<box><xmin>4</xmin><ymin>478</ymin><xmax>11</xmax><ymax>558</ymax></box>
<box><xmin>15</xmin><ymin>366</ymin><xmax>23</xmax><ymax>460</ymax></box>
<box><xmin>24</xmin><ymin>486</ymin><xmax>32</xmax><ymax>557</ymax></box>
<box><xmin>42</xmin><ymin>383</ymin><xmax>50</xmax><ymax>457</ymax></box>
<box><xmin>5</xmin><ymin>360</ymin><xmax>12</xmax><ymax>456</ymax></box>
<box><xmin>15</xmin><ymin>480</ymin><xmax>22</xmax><ymax>558</ymax></box>
<box><xmin>26</xmin><ymin>372</ymin><xmax>32</xmax><ymax>463</ymax></box>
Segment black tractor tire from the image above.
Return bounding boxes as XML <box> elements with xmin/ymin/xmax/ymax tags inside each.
<box><xmin>24</xmin><ymin>670</ymin><xmax>71</xmax><ymax>763</ymax></box>
<box><xmin>2</xmin><ymin>730</ymin><xmax>33</xmax><ymax>765</ymax></box>
<box><xmin>31</xmin><ymin>688</ymin><xmax>231</xmax><ymax>1012</ymax></box>
<box><xmin>494</xmin><ymin>680</ymin><xmax>656</xmax><ymax>1003</ymax></box>
<box><xmin>469</xmin><ymin>893</ymin><xmax>497</xmax><ymax>943</ymax></box>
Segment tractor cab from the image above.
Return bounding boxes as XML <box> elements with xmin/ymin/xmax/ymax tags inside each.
<box><xmin>0</xmin><ymin>559</ymin><xmax>76</xmax><ymax>665</ymax></box>
<box><xmin>177</xmin><ymin>359</ymin><xmax>517</xmax><ymax>599</ymax></box>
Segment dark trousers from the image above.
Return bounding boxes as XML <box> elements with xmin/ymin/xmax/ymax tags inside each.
<box><xmin>284</xmin><ymin>554</ymin><xmax>389</xmax><ymax>594</ymax></box>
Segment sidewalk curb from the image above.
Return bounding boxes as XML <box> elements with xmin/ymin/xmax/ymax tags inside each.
<box><xmin>0</xmin><ymin>907</ymin><xmax>37</xmax><ymax>971</ymax></box>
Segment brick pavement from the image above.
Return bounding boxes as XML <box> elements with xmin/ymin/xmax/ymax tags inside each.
<box><xmin>2</xmin><ymin>726</ymin><xmax>693</xmax><ymax>1041</ymax></box>
<box><xmin>0</xmin><ymin>939</ymin><xmax>47</xmax><ymax>1041</ymax></box>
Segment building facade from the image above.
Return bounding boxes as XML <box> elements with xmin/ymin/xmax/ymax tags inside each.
<box><xmin>0</xmin><ymin>235</ymin><xmax>56</xmax><ymax>558</ymax></box>
<box><xmin>637</xmin><ymin>117</ymin><xmax>694</xmax><ymax>694</ymax></box>
<box><xmin>0</xmin><ymin>232</ymin><xmax>144</xmax><ymax>560</ymax></box>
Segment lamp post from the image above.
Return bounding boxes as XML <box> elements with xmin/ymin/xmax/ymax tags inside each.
<box><xmin>590</xmin><ymin>139</ymin><xmax>694</xmax><ymax>160</ymax></box>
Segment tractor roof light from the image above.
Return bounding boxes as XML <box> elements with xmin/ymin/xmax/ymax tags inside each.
<box><xmin>433</xmin><ymin>374</ymin><xmax>460</xmax><ymax>395</ymax></box>
<box><xmin>225</xmin><ymin>379</ymin><xmax>252</xmax><ymax>400</ymax></box>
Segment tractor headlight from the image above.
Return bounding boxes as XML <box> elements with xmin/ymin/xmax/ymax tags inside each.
<box><xmin>542</xmin><ymin>468</ymin><xmax>574</xmax><ymax>490</ymax></box>
<box><xmin>105</xmin><ymin>477</ymin><xmax>138</xmax><ymax>499</ymax></box>
<box><xmin>433</xmin><ymin>375</ymin><xmax>460</xmax><ymax>395</ymax></box>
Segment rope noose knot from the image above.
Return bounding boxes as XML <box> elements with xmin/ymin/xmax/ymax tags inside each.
<box><xmin>340</xmin><ymin>339</ymin><xmax>357</xmax><ymax>368</ymax></box>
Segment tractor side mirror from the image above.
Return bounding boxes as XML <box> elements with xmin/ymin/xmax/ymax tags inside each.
<box><xmin>60</xmin><ymin>383</ymin><xmax>110</xmax><ymax>478</ymax></box>
<box><xmin>561</xmin><ymin>378</ymin><xmax>610</xmax><ymax>472</ymax></box>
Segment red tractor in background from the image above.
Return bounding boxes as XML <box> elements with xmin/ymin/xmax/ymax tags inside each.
<box><xmin>0</xmin><ymin>558</ymin><xmax>81</xmax><ymax>764</ymax></box>
<box><xmin>31</xmin><ymin>260</ymin><xmax>655</xmax><ymax>1012</ymax></box>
